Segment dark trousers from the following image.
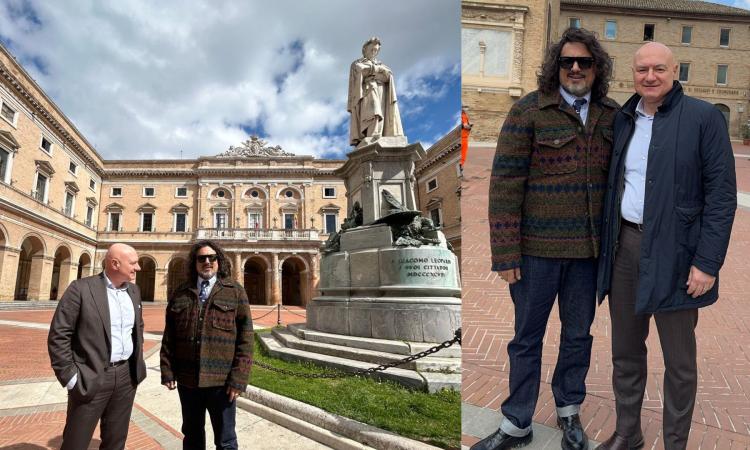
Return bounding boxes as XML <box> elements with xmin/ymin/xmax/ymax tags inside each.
<box><xmin>501</xmin><ymin>255</ymin><xmax>597</xmax><ymax>431</ymax></box>
<box><xmin>61</xmin><ymin>362</ymin><xmax>137</xmax><ymax>450</ymax></box>
<box><xmin>610</xmin><ymin>225</ymin><xmax>698</xmax><ymax>450</ymax></box>
<box><xmin>177</xmin><ymin>385</ymin><xmax>238</xmax><ymax>450</ymax></box>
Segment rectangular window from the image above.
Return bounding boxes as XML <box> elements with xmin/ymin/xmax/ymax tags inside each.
<box><xmin>284</xmin><ymin>213</ymin><xmax>295</xmax><ymax>230</ymax></box>
<box><xmin>323</xmin><ymin>187</ymin><xmax>336</xmax><ymax>198</ymax></box>
<box><xmin>430</xmin><ymin>208</ymin><xmax>441</xmax><ymax>227</ymax></box>
<box><xmin>69</xmin><ymin>161</ymin><xmax>78</xmax><ymax>175</ymax></box>
<box><xmin>111</xmin><ymin>187</ymin><xmax>122</xmax><ymax>197</ymax></box>
<box><xmin>40</xmin><ymin>137</ymin><xmax>52</xmax><ymax>154</ymax></box>
<box><xmin>1</xmin><ymin>102</ymin><xmax>16</xmax><ymax>124</ymax></box>
<box><xmin>605</xmin><ymin>20</ymin><xmax>617</xmax><ymax>39</ymax></box>
<box><xmin>64</xmin><ymin>192</ymin><xmax>74</xmax><ymax>216</ymax></box>
<box><xmin>643</xmin><ymin>24</ymin><xmax>655</xmax><ymax>41</ymax></box>
<box><xmin>325</xmin><ymin>214</ymin><xmax>337</xmax><ymax>234</ymax></box>
<box><xmin>720</xmin><ymin>28</ymin><xmax>730</xmax><ymax>47</ymax></box>
<box><xmin>89</xmin><ymin>179</ymin><xmax>96</xmax><ymax>190</ymax></box>
<box><xmin>717</xmin><ymin>65</ymin><xmax>728</xmax><ymax>85</ymax></box>
<box><xmin>426</xmin><ymin>178</ymin><xmax>438</xmax><ymax>192</ymax></box>
<box><xmin>0</xmin><ymin>149</ymin><xmax>9</xmax><ymax>183</ymax></box>
<box><xmin>143</xmin><ymin>187</ymin><xmax>155</xmax><ymax>197</ymax></box>
<box><xmin>215</xmin><ymin>213</ymin><xmax>227</xmax><ymax>229</ymax></box>
<box><xmin>679</xmin><ymin>63</ymin><xmax>690</xmax><ymax>82</ymax></box>
<box><xmin>176</xmin><ymin>187</ymin><xmax>188</xmax><ymax>197</ymax></box>
<box><xmin>110</xmin><ymin>212</ymin><xmax>121</xmax><ymax>231</ymax></box>
<box><xmin>681</xmin><ymin>26</ymin><xmax>692</xmax><ymax>44</ymax></box>
<box><xmin>34</xmin><ymin>173</ymin><xmax>47</xmax><ymax>202</ymax></box>
<box><xmin>175</xmin><ymin>213</ymin><xmax>187</xmax><ymax>232</ymax></box>
<box><xmin>142</xmin><ymin>213</ymin><xmax>153</xmax><ymax>232</ymax></box>
<box><xmin>86</xmin><ymin>206</ymin><xmax>94</xmax><ymax>227</ymax></box>
<box><xmin>248</xmin><ymin>212</ymin><xmax>262</xmax><ymax>229</ymax></box>
<box><xmin>569</xmin><ymin>18</ymin><xmax>580</xmax><ymax>29</ymax></box>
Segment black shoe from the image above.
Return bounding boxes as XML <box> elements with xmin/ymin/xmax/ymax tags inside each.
<box><xmin>470</xmin><ymin>427</ymin><xmax>533</xmax><ymax>450</ymax></box>
<box><xmin>595</xmin><ymin>433</ymin><xmax>644</xmax><ymax>450</ymax></box>
<box><xmin>557</xmin><ymin>414</ymin><xmax>589</xmax><ymax>450</ymax></box>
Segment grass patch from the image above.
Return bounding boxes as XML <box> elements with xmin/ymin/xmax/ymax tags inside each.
<box><xmin>249</xmin><ymin>332</ymin><xmax>460</xmax><ymax>449</ymax></box>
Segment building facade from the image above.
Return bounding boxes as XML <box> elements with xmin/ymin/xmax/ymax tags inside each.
<box><xmin>462</xmin><ymin>0</ymin><xmax>561</xmax><ymax>142</ymax></box>
<box><xmin>560</xmin><ymin>0</ymin><xmax>750</xmax><ymax>139</ymax></box>
<box><xmin>0</xmin><ymin>42</ymin><xmax>459</xmax><ymax>304</ymax></box>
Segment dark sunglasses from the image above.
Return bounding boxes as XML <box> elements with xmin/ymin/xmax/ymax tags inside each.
<box><xmin>197</xmin><ymin>254</ymin><xmax>218</xmax><ymax>263</ymax></box>
<box><xmin>559</xmin><ymin>56</ymin><xmax>594</xmax><ymax>70</ymax></box>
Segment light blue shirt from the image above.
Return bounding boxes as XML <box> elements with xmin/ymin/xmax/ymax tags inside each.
<box><xmin>621</xmin><ymin>98</ymin><xmax>654</xmax><ymax>224</ymax></box>
<box><xmin>197</xmin><ymin>275</ymin><xmax>217</xmax><ymax>301</ymax></box>
<box><xmin>66</xmin><ymin>274</ymin><xmax>136</xmax><ymax>390</ymax></box>
<box><xmin>559</xmin><ymin>86</ymin><xmax>591</xmax><ymax>125</ymax></box>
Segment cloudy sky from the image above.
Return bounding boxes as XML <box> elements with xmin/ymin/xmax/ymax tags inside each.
<box><xmin>0</xmin><ymin>0</ymin><xmax>460</xmax><ymax>160</ymax></box>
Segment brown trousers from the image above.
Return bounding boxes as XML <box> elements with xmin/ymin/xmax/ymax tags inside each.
<box><xmin>61</xmin><ymin>362</ymin><xmax>137</xmax><ymax>450</ymax></box>
<box><xmin>609</xmin><ymin>224</ymin><xmax>698</xmax><ymax>450</ymax></box>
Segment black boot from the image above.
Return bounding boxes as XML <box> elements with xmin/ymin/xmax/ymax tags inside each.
<box><xmin>557</xmin><ymin>414</ymin><xmax>589</xmax><ymax>450</ymax></box>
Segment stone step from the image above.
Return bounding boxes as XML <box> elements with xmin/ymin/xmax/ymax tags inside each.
<box><xmin>257</xmin><ymin>332</ymin><xmax>428</xmax><ymax>391</ymax></box>
<box><xmin>288</xmin><ymin>324</ymin><xmax>461</xmax><ymax>359</ymax></box>
<box><xmin>272</xmin><ymin>327</ymin><xmax>459</xmax><ymax>373</ymax></box>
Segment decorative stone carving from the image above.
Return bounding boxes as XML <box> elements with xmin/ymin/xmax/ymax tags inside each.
<box><xmin>217</xmin><ymin>135</ymin><xmax>295</xmax><ymax>158</ymax></box>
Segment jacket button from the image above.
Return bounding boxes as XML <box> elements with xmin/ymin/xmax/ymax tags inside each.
<box><xmin>554</xmin><ymin>139</ymin><xmax>560</xmax><ymax>145</ymax></box>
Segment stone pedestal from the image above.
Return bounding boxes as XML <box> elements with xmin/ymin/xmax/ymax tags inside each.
<box><xmin>308</xmin><ymin>224</ymin><xmax>461</xmax><ymax>343</ymax></box>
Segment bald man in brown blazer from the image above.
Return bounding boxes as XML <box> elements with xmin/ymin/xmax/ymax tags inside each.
<box><xmin>48</xmin><ymin>243</ymin><xmax>147</xmax><ymax>450</ymax></box>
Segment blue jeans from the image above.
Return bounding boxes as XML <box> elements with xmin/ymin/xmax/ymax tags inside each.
<box><xmin>178</xmin><ymin>385</ymin><xmax>238</xmax><ymax>450</ymax></box>
<box><xmin>500</xmin><ymin>255</ymin><xmax>596</xmax><ymax>434</ymax></box>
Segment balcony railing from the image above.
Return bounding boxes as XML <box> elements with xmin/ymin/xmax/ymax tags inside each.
<box><xmin>195</xmin><ymin>228</ymin><xmax>320</xmax><ymax>241</ymax></box>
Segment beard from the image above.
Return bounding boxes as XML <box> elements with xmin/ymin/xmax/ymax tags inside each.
<box><xmin>561</xmin><ymin>80</ymin><xmax>592</xmax><ymax>97</ymax></box>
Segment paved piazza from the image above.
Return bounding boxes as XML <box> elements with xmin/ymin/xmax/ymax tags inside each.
<box><xmin>0</xmin><ymin>305</ymin><xmax>320</xmax><ymax>449</ymax></box>
<box><xmin>461</xmin><ymin>143</ymin><xmax>750</xmax><ymax>449</ymax></box>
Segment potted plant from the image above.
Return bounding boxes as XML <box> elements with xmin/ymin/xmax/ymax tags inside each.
<box><xmin>743</xmin><ymin>122</ymin><xmax>750</xmax><ymax>146</ymax></box>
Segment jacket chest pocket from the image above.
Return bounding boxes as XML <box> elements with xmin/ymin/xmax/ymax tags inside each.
<box><xmin>169</xmin><ymin>301</ymin><xmax>192</xmax><ymax>331</ymax></box>
<box><xmin>210</xmin><ymin>301</ymin><xmax>236</xmax><ymax>332</ymax></box>
<box><xmin>535</xmin><ymin>134</ymin><xmax>577</xmax><ymax>174</ymax></box>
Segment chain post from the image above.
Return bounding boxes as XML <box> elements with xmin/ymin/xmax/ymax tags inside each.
<box><xmin>276</xmin><ymin>304</ymin><xmax>281</xmax><ymax>326</ymax></box>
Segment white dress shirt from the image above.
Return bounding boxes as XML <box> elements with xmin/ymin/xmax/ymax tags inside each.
<box><xmin>559</xmin><ymin>86</ymin><xmax>591</xmax><ymax>125</ymax></box>
<box><xmin>621</xmin><ymin>98</ymin><xmax>654</xmax><ymax>224</ymax></box>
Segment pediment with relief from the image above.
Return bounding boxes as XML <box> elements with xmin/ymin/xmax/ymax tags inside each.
<box><xmin>217</xmin><ymin>135</ymin><xmax>295</xmax><ymax>158</ymax></box>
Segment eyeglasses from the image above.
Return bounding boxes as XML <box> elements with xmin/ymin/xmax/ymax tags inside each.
<box><xmin>559</xmin><ymin>57</ymin><xmax>595</xmax><ymax>70</ymax></box>
<box><xmin>197</xmin><ymin>254</ymin><xmax>218</xmax><ymax>263</ymax></box>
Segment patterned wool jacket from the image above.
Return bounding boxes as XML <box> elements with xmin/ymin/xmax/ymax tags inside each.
<box><xmin>489</xmin><ymin>89</ymin><xmax>619</xmax><ymax>271</ymax></box>
<box><xmin>160</xmin><ymin>278</ymin><xmax>253</xmax><ymax>390</ymax></box>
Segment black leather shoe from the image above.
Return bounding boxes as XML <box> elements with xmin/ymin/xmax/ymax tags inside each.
<box><xmin>557</xmin><ymin>415</ymin><xmax>589</xmax><ymax>450</ymax></box>
<box><xmin>469</xmin><ymin>427</ymin><xmax>533</xmax><ymax>450</ymax></box>
<box><xmin>594</xmin><ymin>432</ymin><xmax>644</xmax><ymax>450</ymax></box>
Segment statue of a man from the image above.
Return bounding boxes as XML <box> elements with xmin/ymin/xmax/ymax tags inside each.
<box><xmin>347</xmin><ymin>37</ymin><xmax>405</xmax><ymax>147</ymax></box>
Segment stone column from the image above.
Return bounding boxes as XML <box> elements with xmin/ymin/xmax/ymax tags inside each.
<box><xmin>57</xmin><ymin>261</ymin><xmax>76</xmax><ymax>297</ymax></box>
<box><xmin>300</xmin><ymin>269</ymin><xmax>310</xmax><ymax>307</ymax></box>
<box><xmin>0</xmin><ymin>247</ymin><xmax>20</xmax><ymax>301</ymax></box>
<box><xmin>271</xmin><ymin>253</ymin><xmax>281</xmax><ymax>305</ymax></box>
<box><xmin>28</xmin><ymin>255</ymin><xmax>54</xmax><ymax>300</ymax></box>
<box><xmin>310</xmin><ymin>253</ymin><xmax>320</xmax><ymax>298</ymax></box>
<box><xmin>154</xmin><ymin>268</ymin><xmax>168</xmax><ymax>302</ymax></box>
<box><xmin>233</xmin><ymin>253</ymin><xmax>243</xmax><ymax>284</ymax></box>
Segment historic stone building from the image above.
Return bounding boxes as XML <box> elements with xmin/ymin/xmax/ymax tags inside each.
<box><xmin>560</xmin><ymin>0</ymin><xmax>750</xmax><ymax>139</ymax></box>
<box><xmin>462</xmin><ymin>0</ymin><xmax>561</xmax><ymax>142</ymax></box>
<box><xmin>0</xmin><ymin>42</ymin><xmax>460</xmax><ymax>304</ymax></box>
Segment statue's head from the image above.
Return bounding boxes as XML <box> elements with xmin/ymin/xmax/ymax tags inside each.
<box><xmin>362</xmin><ymin>37</ymin><xmax>381</xmax><ymax>59</ymax></box>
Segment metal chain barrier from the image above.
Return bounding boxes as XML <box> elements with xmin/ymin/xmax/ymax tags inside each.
<box><xmin>251</xmin><ymin>307</ymin><xmax>278</xmax><ymax>321</ymax></box>
<box><xmin>254</xmin><ymin>328</ymin><xmax>461</xmax><ymax>379</ymax></box>
<box><xmin>279</xmin><ymin>305</ymin><xmax>307</xmax><ymax>318</ymax></box>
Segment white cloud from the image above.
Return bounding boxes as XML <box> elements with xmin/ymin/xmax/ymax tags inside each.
<box><xmin>0</xmin><ymin>0</ymin><xmax>459</xmax><ymax>159</ymax></box>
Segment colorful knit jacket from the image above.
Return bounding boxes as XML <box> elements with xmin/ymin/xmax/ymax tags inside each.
<box><xmin>160</xmin><ymin>278</ymin><xmax>253</xmax><ymax>390</ymax></box>
<box><xmin>489</xmin><ymin>89</ymin><xmax>619</xmax><ymax>271</ymax></box>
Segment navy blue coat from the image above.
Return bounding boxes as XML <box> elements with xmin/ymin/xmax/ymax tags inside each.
<box><xmin>597</xmin><ymin>82</ymin><xmax>736</xmax><ymax>313</ymax></box>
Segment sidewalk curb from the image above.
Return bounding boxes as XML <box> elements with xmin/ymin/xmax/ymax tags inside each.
<box><xmin>241</xmin><ymin>385</ymin><xmax>441</xmax><ymax>450</ymax></box>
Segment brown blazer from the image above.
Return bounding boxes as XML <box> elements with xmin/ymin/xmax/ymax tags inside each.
<box><xmin>48</xmin><ymin>272</ymin><xmax>147</xmax><ymax>403</ymax></box>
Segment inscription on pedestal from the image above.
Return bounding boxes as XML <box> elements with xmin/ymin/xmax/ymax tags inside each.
<box><xmin>398</xmin><ymin>257</ymin><xmax>453</xmax><ymax>279</ymax></box>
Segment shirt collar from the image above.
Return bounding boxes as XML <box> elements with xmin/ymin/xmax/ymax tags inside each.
<box><xmin>104</xmin><ymin>273</ymin><xmax>128</xmax><ymax>291</ymax></box>
<box><xmin>197</xmin><ymin>275</ymin><xmax>217</xmax><ymax>290</ymax></box>
<box><xmin>558</xmin><ymin>86</ymin><xmax>591</xmax><ymax>109</ymax></box>
<box><xmin>635</xmin><ymin>98</ymin><xmax>654</xmax><ymax>119</ymax></box>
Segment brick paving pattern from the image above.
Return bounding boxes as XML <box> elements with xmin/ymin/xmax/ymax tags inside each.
<box><xmin>461</xmin><ymin>143</ymin><xmax>750</xmax><ymax>449</ymax></box>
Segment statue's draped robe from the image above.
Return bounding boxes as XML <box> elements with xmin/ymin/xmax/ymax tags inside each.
<box><xmin>347</xmin><ymin>57</ymin><xmax>404</xmax><ymax>146</ymax></box>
